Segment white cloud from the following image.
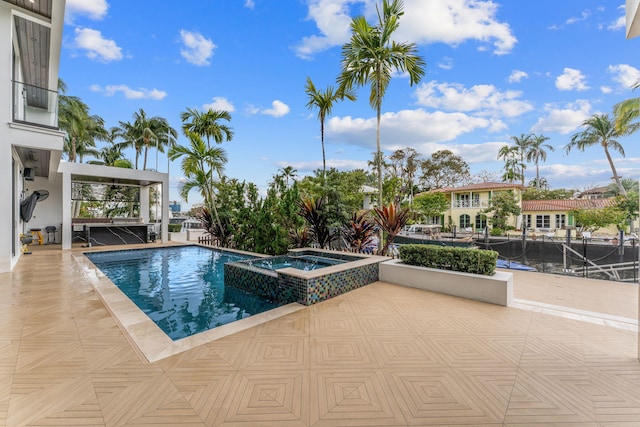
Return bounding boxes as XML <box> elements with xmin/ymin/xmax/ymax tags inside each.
<box><xmin>396</xmin><ymin>0</ymin><xmax>517</xmax><ymax>55</ymax></box>
<box><xmin>244</xmin><ymin>0</ymin><xmax>255</xmax><ymax>9</ymax></box>
<box><xmin>247</xmin><ymin>100</ymin><xmax>290</xmax><ymax>117</ymax></box>
<box><xmin>565</xmin><ymin>9</ymin><xmax>591</xmax><ymax>25</ymax></box>
<box><xmin>555</xmin><ymin>68</ymin><xmax>589</xmax><ymax>91</ymax></box>
<box><xmin>600</xmin><ymin>86</ymin><xmax>612</xmax><ymax>94</ymax></box>
<box><xmin>326</xmin><ymin>109</ymin><xmax>498</xmax><ymax>149</ymax></box>
<box><xmin>294</xmin><ymin>0</ymin><xmax>516</xmax><ymax>59</ymax></box>
<box><xmin>74</xmin><ymin>27</ymin><xmax>122</xmax><ymax>62</ymax></box>
<box><xmin>179</xmin><ymin>30</ymin><xmax>216</xmax><ymax>66</ymax></box>
<box><xmin>203</xmin><ymin>97</ymin><xmax>235</xmax><ymax>112</ymax></box>
<box><xmin>414</xmin><ymin>81</ymin><xmax>533</xmax><ymax>118</ymax></box>
<box><xmin>438</xmin><ymin>57</ymin><xmax>454</xmax><ymax>70</ymax></box>
<box><xmin>293</xmin><ymin>0</ymin><xmax>354</xmax><ymax>59</ymax></box>
<box><xmin>531</xmin><ymin>100</ymin><xmax>591</xmax><ymax>134</ymax></box>
<box><xmin>65</xmin><ymin>0</ymin><xmax>108</xmax><ymax>23</ymax></box>
<box><xmin>91</xmin><ymin>84</ymin><xmax>167</xmax><ymax>100</ymax></box>
<box><xmin>607</xmin><ymin>64</ymin><xmax>640</xmax><ymax>90</ymax></box>
<box><xmin>508</xmin><ymin>70</ymin><xmax>528</xmax><ymax>83</ymax></box>
<box><xmin>607</xmin><ymin>15</ymin><xmax>625</xmax><ymax>31</ymax></box>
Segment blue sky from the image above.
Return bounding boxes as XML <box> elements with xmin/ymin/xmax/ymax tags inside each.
<box><xmin>60</xmin><ymin>0</ymin><xmax>640</xmax><ymax>207</ymax></box>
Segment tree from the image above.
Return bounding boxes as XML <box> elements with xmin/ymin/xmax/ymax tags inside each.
<box><xmin>338</xmin><ymin>0</ymin><xmax>426</xmax><ymax>206</ymax></box>
<box><xmin>522</xmin><ymin>187</ymin><xmax>576</xmax><ymax>200</ymax></box>
<box><xmin>342</xmin><ymin>212</ymin><xmax>377</xmax><ymax>252</ymax></box>
<box><xmin>277</xmin><ymin>165</ymin><xmax>298</xmax><ymax>188</ymax></box>
<box><xmin>412</xmin><ymin>192</ymin><xmax>449</xmax><ymax>221</ymax></box>
<box><xmin>526</xmin><ymin>134</ymin><xmax>554</xmax><ymax>190</ymax></box>
<box><xmin>87</xmin><ymin>128</ymin><xmax>132</xmax><ymax>168</ymax></box>
<box><xmin>387</xmin><ymin>147</ymin><xmax>421</xmax><ymax>205</ymax></box>
<box><xmin>510</xmin><ymin>133</ymin><xmax>532</xmax><ymax>186</ymax></box>
<box><xmin>420</xmin><ymin>150</ymin><xmax>471</xmax><ymax>190</ymax></box>
<box><xmin>571</xmin><ymin>207</ymin><xmax>626</xmax><ymax>234</ymax></box>
<box><xmin>482</xmin><ymin>191</ymin><xmax>521</xmax><ymax>231</ymax></box>
<box><xmin>497</xmin><ymin>144</ymin><xmax>524</xmax><ymax>184</ymax></box>
<box><xmin>168</xmin><ymin>132</ymin><xmax>228</xmax><ymax>243</ymax></box>
<box><xmin>58</xmin><ymin>95</ymin><xmax>106</xmax><ymax>162</ymax></box>
<box><xmin>305</xmin><ymin>77</ymin><xmax>356</xmax><ymax>182</ymax></box>
<box><xmin>181</xmin><ymin>107</ymin><xmax>233</xmax><ymax>149</ymax></box>
<box><xmin>528</xmin><ymin>177</ymin><xmax>550</xmax><ymax>190</ymax></box>
<box><xmin>566</xmin><ymin>113</ymin><xmax>633</xmax><ymax>198</ymax></box>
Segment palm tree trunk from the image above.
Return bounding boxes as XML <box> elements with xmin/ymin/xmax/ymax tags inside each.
<box><xmin>536</xmin><ymin>162</ymin><xmax>540</xmax><ymax>190</ymax></box>
<box><xmin>604</xmin><ymin>145</ymin><xmax>628</xmax><ymax>198</ymax></box>
<box><xmin>321</xmin><ymin>119</ymin><xmax>326</xmax><ymax>184</ymax></box>
<box><xmin>376</xmin><ymin>79</ymin><xmax>382</xmax><ymax>206</ymax></box>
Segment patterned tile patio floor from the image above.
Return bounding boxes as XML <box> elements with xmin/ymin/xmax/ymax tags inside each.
<box><xmin>1</xmin><ymin>247</ymin><xmax>638</xmax><ymax>426</ymax></box>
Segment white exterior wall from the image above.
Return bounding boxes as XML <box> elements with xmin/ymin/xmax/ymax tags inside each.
<box><xmin>0</xmin><ymin>1</ymin><xmax>66</xmax><ymax>272</ymax></box>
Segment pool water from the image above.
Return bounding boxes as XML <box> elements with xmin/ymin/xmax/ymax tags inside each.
<box><xmin>85</xmin><ymin>246</ymin><xmax>284</xmax><ymax>340</ymax></box>
<box><xmin>246</xmin><ymin>255</ymin><xmax>346</xmax><ymax>271</ymax></box>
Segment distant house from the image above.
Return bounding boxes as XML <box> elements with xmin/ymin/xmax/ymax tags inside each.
<box><xmin>361</xmin><ymin>185</ymin><xmax>378</xmax><ymax>210</ymax></box>
<box><xmin>578</xmin><ymin>186</ymin><xmax>609</xmax><ymax>200</ymax></box>
<box><xmin>522</xmin><ymin>198</ymin><xmax>617</xmax><ymax>234</ymax></box>
<box><xmin>426</xmin><ymin>182</ymin><xmax>525</xmax><ymax>231</ymax></box>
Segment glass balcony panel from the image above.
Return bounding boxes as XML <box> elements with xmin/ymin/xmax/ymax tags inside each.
<box><xmin>12</xmin><ymin>81</ymin><xmax>59</xmax><ymax>128</ymax></box>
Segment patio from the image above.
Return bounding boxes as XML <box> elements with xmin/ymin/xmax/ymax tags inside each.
<box><xmin>1</xmin><ymin>246</ymin><xmax>639</xmax><ymax>426</ymax></box>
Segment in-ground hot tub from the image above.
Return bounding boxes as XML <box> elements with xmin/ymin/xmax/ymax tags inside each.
<box><xmin>224</xmin><ymin>248</ymin><xmax>388</xmax><ymax>305</ymax></box>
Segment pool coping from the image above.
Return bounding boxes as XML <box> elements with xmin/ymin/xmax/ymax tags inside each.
<box><xmin>72</xmin><ymin>244</ymin><xmax>306</xmax><ymax>363</ymax></box>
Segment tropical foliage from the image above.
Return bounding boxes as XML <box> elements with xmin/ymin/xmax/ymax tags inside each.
<box><xmin>372</xmin><ymin>202</ymin><xmax>410</xmax><ymax>256</ymax></box>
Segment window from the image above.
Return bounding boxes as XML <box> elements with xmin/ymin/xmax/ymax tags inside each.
<box><xmin>522</xmin><ymin>214</ymin><xmax>532</xmax><ymax>229</ymax></box>
<box><xmin>555</xmin><ymin>214</ymin><xmax>566</xmax><ymax>229</ymax></box>
<box><xmin>459</xmin><ymin>214</ymin><xmax>471</xmax><ymax>228</ymax></box>
<box><xmin>475</xmin><ymin>214</ymin><xmax>487</xmax><ymax>230</ymax></box>
<box><xmin>536</xmin><ymin>214</ymin><xmax>550</xmax><ymax>229</ymax></box>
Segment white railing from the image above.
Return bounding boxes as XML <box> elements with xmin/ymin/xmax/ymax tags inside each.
<box><xmin>451</xmin><ymin>200</ymin><xmax>487</xmax><ymax>208</ymax></box>
<box><xmin>12</xmin><ymin>81</ymin><xmax>59</xmax><ymax>128</ymax></box>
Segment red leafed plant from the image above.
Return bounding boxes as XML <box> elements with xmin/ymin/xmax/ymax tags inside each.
<box><xmin>372</xmin><ymin>202</ymin><xmax>410</xmax><ymax>256</ymax></box>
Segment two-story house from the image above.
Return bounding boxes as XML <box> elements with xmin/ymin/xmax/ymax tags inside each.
<box><xmin>433</xmin><ymin>182</ymin><xmax>525</xmax><ymax>231</ymax></box>
<box><xmin>1</xmin><ymin>0</ymin><xmax>170</xmax><ymax>273</ymax></box>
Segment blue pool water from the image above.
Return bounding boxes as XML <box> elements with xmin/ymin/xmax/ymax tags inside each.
<box><xmin>85</xmin><ymin>246</ymin><xmax>284</xmax><ymax>340</ymax></box>
<box><xmin>246</xmin><ymin>255</ymin><xmax>346</xmax><ymax>271</ymax></box>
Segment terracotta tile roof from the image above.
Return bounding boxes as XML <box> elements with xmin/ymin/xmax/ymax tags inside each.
<box><xmin>426</xmin><ymin>182</ymin><xmax>525</xmax><ymax>194</ymax></box>
<box><xmin>522</xmin><ymin>198</ymin><xmax>617</xmax><ymax>212</ymax></box>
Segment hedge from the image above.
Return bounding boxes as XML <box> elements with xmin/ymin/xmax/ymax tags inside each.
<box><xmin>168</xmin><ymin>223</ymin><xmax>182</xmax><ymax>232</ymax></box>
<box><xmin>399</xmin><ymin>244</ymin><xmax>498</xmax><ymax>276</ymax></box>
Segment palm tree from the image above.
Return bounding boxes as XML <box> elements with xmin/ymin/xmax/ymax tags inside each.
<box><xmin>510</xmin><ymin>133</ymin><xmax>532</xmax><ymax>186</ymax></box>
<box><xmin>526</xmin><ymin>134</ymin><xmax>554</xmax><ymax>190</ymax></box>
<box><xmin>58</xmin><ymin>95</ymin><xmax>107</xmax><ymax>162</ymax></box>
<box><xmin>181</xmin><ymin>107</ymin><xmax>234</xmax><ymax>149</ymax></box>
<box><xmin>338</xmin><ymin>0</ymin><xmax>426</xmax><ymax>205</ymax></box>
<box><xmin>87</xmin><ymin>128</ymin><xmax>132</xmax><ymax>168</ymax></box>
<box><xmin>497</xmin><ymin>145</ymin><xmax>523</xmax><ymax>184</ymax></box>
<box><xmin>566</xmin><ymin>113</ymin><xmax>634</xmax><ymax>198</ymax></box>
<box><xmin>278</xmin><ymin>166</ymin><xmax>298</xmax><ymax>188</ymax></box>
<box><xmin>168</xmin><ymin>132</ymin><xmax>228</xmax><ymax>242</ymax></box>
<box><xmin>305</xmin><ymin>77</ymin><xmax>356</xmax><ymax>182</ymax></box>
<box><xmin>613</xmin><ymin>80</ymin><xmax>640</xmax><ymax>133</ymax></box>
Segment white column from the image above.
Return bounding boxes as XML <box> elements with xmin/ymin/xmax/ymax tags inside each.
<box><xmin>61</xmin><ymin>171</ymin><xmax>72</xmax><ymax>250</ymax></box>
<box><xmin>140</xmin><ymin>186</ymin><xmax>150</xmax><ymax>224</ymax></box>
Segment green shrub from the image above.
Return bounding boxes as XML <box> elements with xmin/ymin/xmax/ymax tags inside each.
<box><xmin>490</xmin><ymin>227</ymin><xmax>503</xmax><ymax>236</ymax></box>
<box><xmin>399</xmin><ymin>244</ymin><xmax>498</xmax><ymax>276</ymax></box>
<box><xmin>168</xmin><ymin>223</ymin><xmax>182</xmax><ymax>232</ymax></box>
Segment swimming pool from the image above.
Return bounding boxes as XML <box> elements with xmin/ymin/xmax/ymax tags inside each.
<box><xmin>85</xmin><ymin>246</ymin><xmax>284</xmax><ymax>340</ymax></box>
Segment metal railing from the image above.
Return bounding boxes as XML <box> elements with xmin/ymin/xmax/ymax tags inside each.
<box><xmin>12</xmin><ymin>80</ymin><xmax>59</xmax><ymax>128</ymax></box>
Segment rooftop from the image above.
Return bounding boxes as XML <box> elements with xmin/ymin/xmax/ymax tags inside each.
<box><xmin>523</xmin><ymin>197</ymin><xmax>618</xmax><ymax>212</ymax></box>
<box><xmin>1</xmin><ymin>245</ymin><xmax>639</xmax><ymax>425</ymax></box>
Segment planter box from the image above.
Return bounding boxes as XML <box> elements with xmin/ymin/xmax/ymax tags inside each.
<box><xmin>379</xmin><ymin>259</ymin><xmax>513</xmax><ymax>306</ymax></box>
<box><xmin>168</xmin><ymin>231</ymin><xmax>187</xmax><ymax>242</ymax></box>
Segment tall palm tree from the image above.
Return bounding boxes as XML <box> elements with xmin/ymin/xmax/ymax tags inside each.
<box><xmin>338</xmin><ymin>0</ymin><xmax>426</xmax><ymax>205</ymax></box>
<box><xmin>566</xmin><ymin>113</ymin><xmax>634</xmax><ymax>198</ymax></box>
<box><xmin>180</xmin><ymin>107</ymin><xmax>233</xmax><ymax>149</ymax></box>
<box><xmin>613</xmin><ymin>80</ymin><xmax>640</xmax><ymax>132</ymax></box>
<box><xmin>305</xmin><ymin>76</ymin><xmax>356</xmax><ymax>182</ymax></box>
<box><xmin>87</xmin><ymin>128</ymin><xmax>132</xmax><ymax>168</ymax></box>
<box><xmin>168</xmin><ymin>132</ymin><xmax>228</xmax><ymax>242</ymax></box>
<box><xmin>510</xmin><ymin>133</ymin><xmax>532</xmax><ymax>186</ymax></box>
<box><xmin>117</xmin><ymin>109</ymin><xmax>174</xmax><ymax>170</ymax></box>
<box><xmin>526</xmin><ymin>134</ymin><xmax>554</xmax><ymax>190</ymax></box>
<box><xmin>278</xmin><ymin>166</ymin><xmax>298</xmax><ymax>188</ymax></box>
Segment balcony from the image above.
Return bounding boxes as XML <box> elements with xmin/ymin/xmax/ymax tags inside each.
<box><xmin>451</xmin><ymin>200</ymin><xmax>487</xmax><ymax>208</ymax></box>
<box><xmin>12</xmin><ymin>81</ymin><xmax>59</xmax><ymax>129</ymax></box>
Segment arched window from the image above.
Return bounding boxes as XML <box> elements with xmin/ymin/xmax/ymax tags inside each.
<box><xmin>459</xmin><ymin>214</ymin><xmax>471</xmax><ymax>228</ymax></box>
<box><xmin>475</xmin><ymin>214</ymin><xmax>487</xmax><ymax>230</ymax></box>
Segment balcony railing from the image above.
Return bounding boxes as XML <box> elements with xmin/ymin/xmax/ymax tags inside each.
<box><xmin>12</xmin><ymin>81</ymin><xmax>59</xmax><ymax>128</ymax></box>
<box><xmin>451</xmin><ymin>200</ymin><xmax>487</xmax><ymax>208</ymax></box>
